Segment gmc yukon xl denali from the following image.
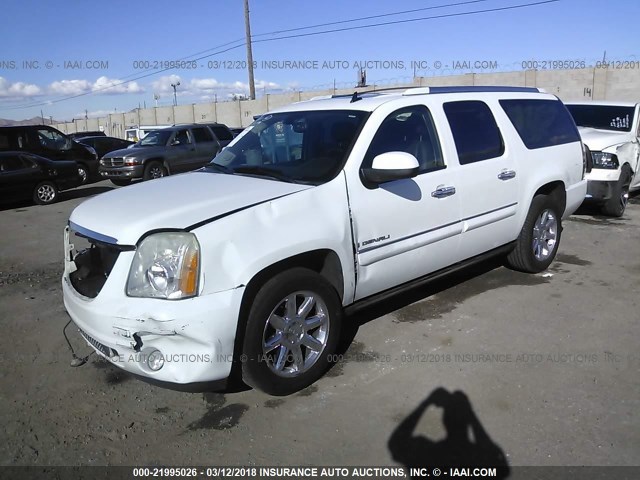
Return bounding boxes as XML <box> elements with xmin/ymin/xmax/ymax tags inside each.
<box><xmin>63</xmin><ymin>86</ymin><xmax>588</xmax><ymax>395</ymax></box>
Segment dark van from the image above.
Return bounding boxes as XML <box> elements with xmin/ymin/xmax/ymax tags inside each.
<box><xmin>0</xmin><ymin>125</ymin><xmax>99</xmax><ymax>184</ymax></box>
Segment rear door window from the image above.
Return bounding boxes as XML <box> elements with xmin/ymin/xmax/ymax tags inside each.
<box><xmin>191</xmin><ymin>127</ymin><xmax>214</xmax><ymax>143</ymax></box>
<box><xmin>0</xmin><ymin>154</ymin><xmax>27</xmax><ymax>172</ymax></box>
<box><xmin>501</xmin><ymin>99</ymin><xmax>580</xmax><ymax>149</ymax></box>
<box><xmin>443</xmin><ymin>101</ymin><xmax>504</xmax><ymax>165</ymax></box>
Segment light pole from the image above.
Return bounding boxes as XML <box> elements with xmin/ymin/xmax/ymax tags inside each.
<box><xmin>171</xmin><ymin>82</ymin><xmax>180</xmax><ymax>106</ymax></box>
<box><xmin>244</xmin><ymin>0</ymin><xmax>256</xmax><ymax>100</ymax></box>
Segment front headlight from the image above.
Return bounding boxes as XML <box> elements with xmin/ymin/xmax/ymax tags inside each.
<box><xmin>124</xmin><ymin>157</ymin><xmax>140</xmax><ymax>165</ymax></box>
<box><xmin>127</xmin><ymin>232</ymin><xmax>200</xmax><ymax>299</ymax></box>
<box><xmin>591</xmin><ymin>151</ymin><xmax>619</xmax><ymax>170</ymax></box>
<box><xmin>86</xmin><ymin>146</ymin><xmax>98</xmax><ymax>160</ymax></box>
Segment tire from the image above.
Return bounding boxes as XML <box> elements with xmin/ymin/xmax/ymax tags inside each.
<box><xmin>33</xmin><ymin>181</ymin><xmax>59</xmax><ymax>205</ymax></box>
<box><xmin>241</xmin><ymin>268</ymin><xmax>342</xmax><ymax>396</ymax></box>
<box><xmin>143</xmin><ymin>161</ymin><xmax>166</xmax><ymax>180</ymax></box>
<box><xmin>77</xmin><ymin>164</ymin><xmax>89</xmax><ymax>184</ymax></box>
<box><xmin>506</xmin><ymin>194</ymin><xmax>562</xmax><ymax>273</ymax></box>
<box><xmin>601</xmin><ymin>165</ymin><xmax>631</xmax><ymax>217</ymax></box>
<box><xmin>110</xmin><ymin>179</ymin><xmax>131</xmax><ymax>187</ymax></box>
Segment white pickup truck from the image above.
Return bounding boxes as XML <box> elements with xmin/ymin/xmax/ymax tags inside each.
<box><xmin>63</xmin><ymin>86</ymin><xmax>587</xmax><ymax>395</ymax></box>
<box><xmin>565</xmin><ymin>101</ymin><xmax>640</xmax><ymax>216</ymax></box>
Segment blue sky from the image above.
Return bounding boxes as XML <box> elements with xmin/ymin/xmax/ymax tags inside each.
<box><xmin>0</xmin><ymin>0</ymin><xmax>638</xmax><ymax>120</ymax></box>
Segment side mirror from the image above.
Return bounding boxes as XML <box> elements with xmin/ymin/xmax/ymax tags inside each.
<box><xmin>361</xmin><ymin>151</ymin><xmax>420</xmax><ymax>185</ymax></box>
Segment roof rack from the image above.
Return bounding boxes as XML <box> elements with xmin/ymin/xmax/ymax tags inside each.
<box><xmin>402</xmin><ymin>86</ymin><xmax>544</xmax><ymax>95</ymax></box>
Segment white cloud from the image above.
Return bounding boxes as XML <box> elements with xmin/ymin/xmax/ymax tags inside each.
<box><xmin>48</xmin><ymin>77</ymin><xmax>144</xmax><ymax>96</ymax></box>
<box><xmin>92</xmin><ymin>76</ymin><xmax>144</xmax><ymax>94</ymax></box>
<box><xmin>0</xmin><ymin>77</ymin><xmax>43</xmax><ymax>98</ymax></box>
<box><xmin>49</xmin><ymin>79</ymin><xmax>92</xmax><ymax>95</ymax></box>
<box><xmin>178</xmin><ymin>77</ymin><xmax>281</xmax><ymax>96</ymax></box>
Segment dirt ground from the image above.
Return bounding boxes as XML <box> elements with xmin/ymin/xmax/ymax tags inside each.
<box><xmin>0</xmin><ymin>181</ymin><xmax>638</xmax><ymax>470</ymax></box>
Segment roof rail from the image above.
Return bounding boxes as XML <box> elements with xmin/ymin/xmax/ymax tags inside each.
<box><xmin>402</xmin><ymin>86</ymin><xmax>543</xmax><ymax>96</ymax></box>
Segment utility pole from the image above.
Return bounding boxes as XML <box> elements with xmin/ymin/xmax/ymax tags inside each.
<box><xmin>244</xmin><ymin>0</ymin><xmax>256</xmax><ymax>100</ymax></box>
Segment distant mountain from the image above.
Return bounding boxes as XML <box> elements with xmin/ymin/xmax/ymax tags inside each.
<box><xmin>0</xmin><ymin>117</ymin><xmax>62</xmax><ymax>127</ymax></box>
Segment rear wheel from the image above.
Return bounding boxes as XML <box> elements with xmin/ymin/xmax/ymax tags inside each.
<box><xmin>506</xmin><ymin>194</ymin><xmax>562</xmax><ymax>273</ymax></box>
<box><xmin>241</xmin><ymin>268</ymin><xmax>342</xmax><ymax>396</ymax></box>
<box><xmin>143</xmin><ymin>161</ymin><xmax>166</xmax><ymax>180</ymax></box>
<box><xmin>601</xmin><ymin>165</ymin><xmax>631</xmax><ymax>217</ymax></box>
<box><xmin>33</xmin><ymin>181</ymin><xmax>58</xmax><ymax>205</ymax></box>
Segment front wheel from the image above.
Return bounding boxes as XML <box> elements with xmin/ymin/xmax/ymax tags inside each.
<box><xmin>143</xmin><ymin>161</ymin><xmax>166</xmax><ymax>180</ymax></box>
<box><xmin>601</xmin><ymin>165</ymin><xmax>631</xmax><ymax>217</ymax></box>
<box><xmin>77</xmin><ymin>164</ymin><xmax>89</xmax><ymax>184</ymax></box>
<box><xmin>506</xmin><ymin>194</ymin><xmax>562</xmax><ymax>273</ymax></box>
<box><xmin>241</xmin><ymin>268</ymin><xmax>342</xmax><ymax>396</ymax></box>
<box><xmin>33</xmin><ymin>181</ymin><xmax>59</xmax><ymax>205</ymax></box>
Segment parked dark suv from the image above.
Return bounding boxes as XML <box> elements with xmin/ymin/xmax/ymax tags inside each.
<box><xmin>99</xmin><ymin>123</ymin><xmax>233</xmax><ymax>185</ymax></box>
<box><xmin>0</xmin><ymin>125</ymin><xmax>99</xmax><ymax>184</ymax></box>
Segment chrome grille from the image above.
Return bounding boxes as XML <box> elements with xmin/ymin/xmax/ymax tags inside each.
<box><xmin>78</xmin><ymin>328</ymin><xmax>117</xmax><ymax>358</ymax></box>
<box><xmin>103</xmin><ymin>157</ymin><xmax>124</xmax><ymax>167</ymax></box>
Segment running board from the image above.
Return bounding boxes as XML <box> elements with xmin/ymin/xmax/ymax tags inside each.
<box><xmin>345</xmin><ymin>242</ymin><xmax>515</xmax><ymax>315</ymax></box>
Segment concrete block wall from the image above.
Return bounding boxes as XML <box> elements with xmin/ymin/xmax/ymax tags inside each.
<box><xmin>56</xmin><ymin>68</ymin><xmax>640</xmax><ymax>137</ymax></box>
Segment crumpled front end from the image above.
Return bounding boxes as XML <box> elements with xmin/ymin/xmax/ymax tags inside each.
<box><xmin>62</xmin><ymin>224</ymin><xmax>244</xmax><ymax>384</ymax></box>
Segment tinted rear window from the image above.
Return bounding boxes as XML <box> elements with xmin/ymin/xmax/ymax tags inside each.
<box><xmin>192</xmin><ymin>127</ymin><xmax>214</xmax><ymax>143</ymax></box>
<box><xmin>501</xmin><ymin>99</ymin><xmax>581</xmax><ymax>149</ymax></box>
<box><xmin>443</xmin><ymin>101</ymin><xmax>504</xmax><ymax>165</ymax></box>
<box><xmin>210</xmin><ymin>125</ymin><xmax>233</xmax><ymax>141</ymax></box>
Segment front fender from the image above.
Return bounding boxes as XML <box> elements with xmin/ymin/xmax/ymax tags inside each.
<box><xmin>193</xmin><ymin>174</ymin><xmax>356</xmax><ymax>304</ymax></box>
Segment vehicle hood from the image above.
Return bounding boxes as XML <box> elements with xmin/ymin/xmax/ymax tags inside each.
<box><xmin>69</xmin><ymin>171</ymin><xmax>313</xmax><ymax>245</ymax></box>
<box><xmin>577</xmin><ymin>127</ymin><xmax>632</xmax><ymax>151</ymax></box>
<box><xmin>103</xmin><ymin>145</ymin><xmax>167</xmax><ymax>158</ymax></box>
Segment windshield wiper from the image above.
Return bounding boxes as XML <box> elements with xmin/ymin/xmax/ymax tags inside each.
<box><xmin>204</xmin><ymin>163</ymin><xmax>233</xmax><ymax>174</ymax></box>
<box><xmin>232</xmin><ymin>165</ymin><xmax>296</xmax><ymax>183</ymax></box>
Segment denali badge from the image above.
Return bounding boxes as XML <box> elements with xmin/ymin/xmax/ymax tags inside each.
<box><xmin>361</xmin><ymin>235</ymin><xmax>390</xmax><ymax>247</ymax></box>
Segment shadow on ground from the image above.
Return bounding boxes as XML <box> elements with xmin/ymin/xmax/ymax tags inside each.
<box><xmin>389</xmin><ymin>387</ymin><xmax>510</xmax><ymax>478</ymax></box>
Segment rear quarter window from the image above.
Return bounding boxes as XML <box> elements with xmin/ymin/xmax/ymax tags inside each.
<box><xmin>443</xmin><ymin>101</ymin><xmax>504</xmax><ymax>165</ymax></box>
<box><xmin>210</xmin><ymin>126</ymin><xmax>234</xmax><ymax>142</ymax></box>
<box><xmin>500</xmin><ymin>99</ymin><xmax>580</xmax><ymax>149</ymax></box>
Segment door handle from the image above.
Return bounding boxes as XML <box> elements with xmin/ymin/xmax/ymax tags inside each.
<box><xmin>498</xmin><ymin>170</ymin><xmax>516</xmax><ymax>180</ymax></box>
<box><xmin>431</xmin><ymin>186</ymin><xmax>456</xmax><ymax>198</ymax></box>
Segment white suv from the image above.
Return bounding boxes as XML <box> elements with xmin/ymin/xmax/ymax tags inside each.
<box><xmin>565</xmin><ymin>101</ymin><xmax>640</xmax><ymax>216</ymax></box>
<box><xmin>63</xmin><ymin>86</ymin><xmax>587</xmax><ymax>395</ymax></box>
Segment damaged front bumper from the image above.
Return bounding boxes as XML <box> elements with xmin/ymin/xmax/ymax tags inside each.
<box><xmin>62</xmin><ymin>227</ymin><xmax>245</xmax><ymax>385</ymax></box>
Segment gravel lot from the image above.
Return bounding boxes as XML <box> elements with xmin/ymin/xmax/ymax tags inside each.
<box><xmin>0</xmin><ymin>181</ymin><xmax>638</xmax><ymax>469</ymax></box>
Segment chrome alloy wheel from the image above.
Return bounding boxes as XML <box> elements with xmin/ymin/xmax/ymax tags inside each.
<box><xmin>77</xmin><ymin>166</ymin><xmax>88</xmax><ymax>184</ymax></box>
<box><xmin>532</xmin><ymin>209</ymin><xmax>558</xmax><ymax>261</ymax></box>
<box><xmin>149</xmin><ymin>165</ymin><xmax>165</xmax><ymax>179</ymax></box>
<box><xmin>36</xmin><ymin>184</ymin><xmax>56</xmax><ymax>203</ymax></box>
<box><xmin>261</xmin><ymin>291</ymin><xmax>330</xmax><ymax>377</ymax></box>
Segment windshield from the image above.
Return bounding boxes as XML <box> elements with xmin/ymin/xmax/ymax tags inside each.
<box><xmin>36</xmin><ymin>128</ymin><xmax>72</xmax><ymax>151</ymax></box>
<box><xmin>139</xmin><ymin>130</ymin><xmax>172</xmax><ymax>146</ymax></box>
<box><xmin>210</xmin><ymin>110</ymin><xmax>368</xmax><ymax>184</ymax></box>
<box><xmin>566</xmin><ymin>105</ymin><xmax>635</xmax><ymax>132</ymax></box>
